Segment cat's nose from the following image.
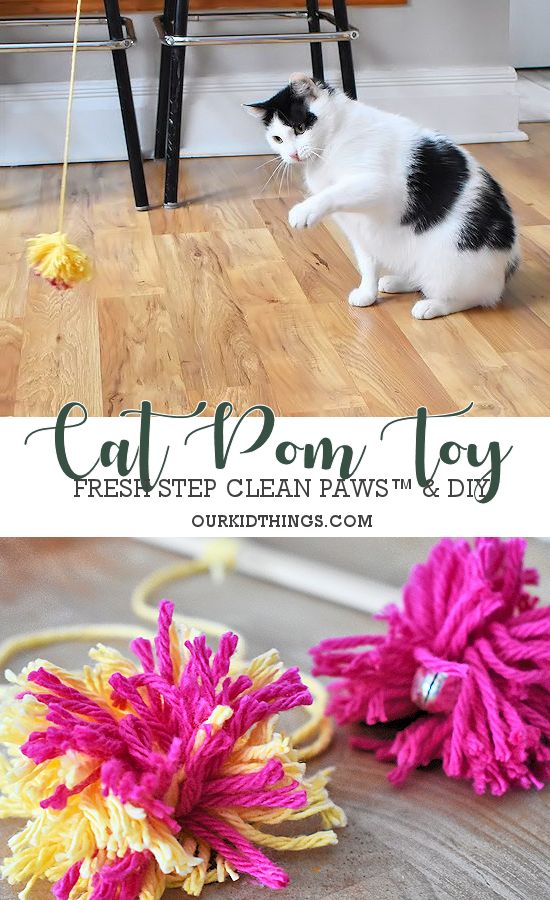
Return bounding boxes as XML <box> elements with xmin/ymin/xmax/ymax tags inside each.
<box><xmin>291</xmin><ymin>152</ymin><xmax>301</xmax><ymax>161</ymax></box>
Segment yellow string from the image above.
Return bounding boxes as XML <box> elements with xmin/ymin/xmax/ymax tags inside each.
<box><xmin>0</xmin><ymin>540</ymin><xmax>333</xmax><ymax>760</ymax></box>
<box><xmin>0</xmin><ymin>625</ymin><xmax>153</xmax><ymax>671</ymax></box>
<box><xmin>25</xmin><ymin>0</ymin><xmax>92</xmax><ymax>289</ymax></box>
<box><xmin>290</xmin><ymin>674</ymin><xmax>333</xmax><ymax>761</ymax></box>
<box><xmin>57</xmin><ymin>0</ymin><xmax>84</xmax><ymax>233</ymax></box>
<box><xmin>130</xmin><ymin>540</ymin><xmax>245</xmax><ymax>656</ymax></box>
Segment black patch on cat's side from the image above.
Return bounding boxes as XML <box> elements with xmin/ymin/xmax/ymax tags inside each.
<box><xmin>401</xmin><ymin>137</ymin><xmax>469</xmax><ymax>233</ymax></box>
<box><xmin>253</xmin><ymin>84</ymin><xmax>318</xmax><ymax>134</ymax></box>
<box><xmin>457</xmin><ymin>169</ymin><xmax>516</xmax><ymax>252</ymax></box>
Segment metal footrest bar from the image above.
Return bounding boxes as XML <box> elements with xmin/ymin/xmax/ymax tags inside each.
<box><xmin>0</xmin><ymin>16</ymin><xmax>136</xmax><ymax>53</ymax></box>
<box><xmin>188</xmin><ymin>10</ymin><xmax>311</xmax><ymax>19</ymax></box>
<box><xmin>153</xmin><ymin>9</ymin><xmax>359</xmax><ymax>47</ymax></box>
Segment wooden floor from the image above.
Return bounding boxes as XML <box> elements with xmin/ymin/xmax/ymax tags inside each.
<box><xmin>2</xmin><ymin>123</ymin><xmax>550</xmax><ymax>417</ymax></box>
<box><xmin>1</xmin><ymin>537</ymin><xmax>550</xmax><ymax>900</ymax></box>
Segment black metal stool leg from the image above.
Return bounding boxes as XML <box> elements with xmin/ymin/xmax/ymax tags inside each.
<box><xmin>154</xmin><ymin>48</ymin><xmax>171</xmax><ymax>160</ymax></box>
<box><xmin>104</xmin><ymin>0</ymin><xmax>149</xmax><ymax>209</ymax></box>
<box><xmin>332</xmin><ymin>0</ymin><xmax>357</xmax><ymax>99</ymax></box>
<box><xmin>306</xmin><ymin>0</ymin><xmax>324</xmax><ymax>82</ymax></box>
<box><xmin>154</xmin><ymin>0</ymin><xmax>176</xmax><ymax>159</ymax></box>
<box><xmin>164</xmin><ymin>0</ymin><xmax>189</xmax><ymax>207</ymax></box>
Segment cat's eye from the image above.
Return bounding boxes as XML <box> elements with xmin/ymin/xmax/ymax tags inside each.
<box><xmin>273</xmin><ymin>136</ymin><xmax>283</xmax><ymax>143</ymax></box>
<box><xmin>295</xmin><ymin>124</ymin><xmax>306</xmax><ymax>135</ymax></box>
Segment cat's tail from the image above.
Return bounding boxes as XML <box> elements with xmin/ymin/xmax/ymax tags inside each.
<box><xmin>505</xmin><ymin>244</ymin><xmax>521</xmax><ymax>282</ymax></box>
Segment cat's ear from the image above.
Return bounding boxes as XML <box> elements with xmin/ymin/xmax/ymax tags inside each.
<box><xmin>242</xmin><ymin>102</ymin><xmax>267</xmax><ymax>119</ymax></box>
<box><xmin>289</xmin><ymin>72</ymin><xmax>322</xmax><ymax>99</ymax></box>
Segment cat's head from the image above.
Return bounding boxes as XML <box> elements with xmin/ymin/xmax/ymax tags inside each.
<box><xmin>245</xmin><ymin>73</ymin><xmax>333</xmax><ymax>164</ymax></box>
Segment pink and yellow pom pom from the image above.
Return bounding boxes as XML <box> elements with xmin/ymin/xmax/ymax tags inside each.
<box><xmin>0</xmin><ymin>600</ymin><xmax>345</xmax><ymax>899</ymax></box>
<box><xmin>27</xmin><ymin>231</ymin><xmax>92</xmax><ymax>290</ymax></box>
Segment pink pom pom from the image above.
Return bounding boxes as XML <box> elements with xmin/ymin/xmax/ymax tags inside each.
<box><xmin>311</xmin><ymin>538</ymin><xmax>550</xmax><ymax>795</ymax></box>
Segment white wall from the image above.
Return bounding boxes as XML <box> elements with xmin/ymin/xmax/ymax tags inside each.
<box><xmin>0</xmin><ymin>0</ymin><xmax>522</xmax><ymax>165</ymax></box>
<box><xmin>1</xmin><ymin>0</ymin><xmax>512</xmax><ymax>83</ymax></box>
<box><xmin>510</xmin><ymin>0</ymin><xmax>550</xmax><ymax>68</ymax></box>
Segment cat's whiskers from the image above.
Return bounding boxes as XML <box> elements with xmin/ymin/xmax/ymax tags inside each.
<box><xmin>260</xmin><ymin>158</ymin><xmax>286</xmax><ymax>194</ymax></box>
<box><xmin>277</xmin><ymin>161</ymin><xmax>289</xmax><ymax>198</ymax></box>
<box><xmin>254</xmin><ymin>156</ymin><xmax>279</xmax><ymax>171</ymax></box>
<box><xmin>285</xmin><ymin>166</ymin><xmax>290</xmax><ymax>194</ymax></box>
<box><xmin>303</xmin><ymin>147</ymin><xmax>325</xmax><ymax>162</ymax></box>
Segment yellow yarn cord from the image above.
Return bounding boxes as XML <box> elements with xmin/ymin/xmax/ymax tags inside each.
<box><xmin>0</xmin><ymin>624</ymin><xmax>153</xmax><ymax>671</ymax></box>
<box><xmin>291</xmin><ymin>674</ymin><xmax>333</xmax><ymax>761</ymax></box>
<box><xmin>26</xmin><ymin>0</ymin><xmax>92</xmax><ymax>289</ymax></box>
<box><xmin>0</xmin><ymin>541</ymin><xmax>333</xmax><ymax>761</ymax></box>
<box><xmin>130</xmin><ymin>540</ymin><xmax>245</xmax><ymax>656</ymax></box>
<box><xmin>58</xmin><ymin>0</ymin><xmax>83</xmax><ymax>233</ymax></box>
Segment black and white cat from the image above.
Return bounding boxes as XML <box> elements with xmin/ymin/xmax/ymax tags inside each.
<box><xmin>246</xmin><ymin>73</ymin><xmax>519</xmax><ymax>319</ymax></box>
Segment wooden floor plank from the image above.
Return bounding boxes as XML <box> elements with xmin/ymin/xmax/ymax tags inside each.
<box><xmin>3</xmin><ymin>123</ymin><xmax>550</xmax><ymax>416</ymax></box>
<box><xmin>315</xmin><ymin>300</ymin><xmax>455</xmax><ymax>415</ymax></box>
<box><xmin>388</xmin><ymin>300</ymin><xmax>513</xmax><ymax>415</ymax></box>
<box><xmin>14</xmin><ymin>279</ymin><xmax>102</xmax><ymax>417</ymax></box>
<box><xmin>89</xmin><ymin>161</ymin><xmax>152</xmax><ymax>234</ymax></box>
<box><xmin>94</xmin><ymin>226</ymin><xmax>165</xmax><ymax>299</ymax></box>
<box><xmin>98</xmin><ymin>293</ymin><xmax>189</xmax><ymax>415</ymax></box>
<box><xmin>245</xmin><ymin>303</ymin><xmax>368</xmax><ymax>415</ymax></box>
<box><xmin>255</xmin><ymin>198</ymin><xmax>360</xmax><ymax>305</ymax></box>
<box><xmin>155</xmin><ymin>231</ymin><xmax>272</xmax><ymax>401</ymax></box>
<box><xmin>504</xmin><ymin>190</ymin><xmax>550</xmax><ymax>228</ymax></box>
<box><xmin>0</xmin><ymin>320</ymin><xmax>23</xmax><ymax>416</ymax></box>
<box><xmin>510</xmin><ymin>233</ymin><xmax>550</xmax><ymax>330</ymax></box>
<box><xmin>501</xmin><ymin>350</ymin><xmax>550</xmax><ymax>415</ymax></box>
<box><xmin>0</xmin><ymin>166</ymin><xmax>43</xmax><ymax>319</ymax></box>
<box><xmin>147</xmin><ymin>158</ymin><xmax>267</xmax><ymax>236</ymax></box>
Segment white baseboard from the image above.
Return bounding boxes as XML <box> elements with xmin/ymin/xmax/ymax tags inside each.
<box><xmin>0</xmin><ymin>65</ymin><xmax>523</xmax><ymax>166</ymax></box>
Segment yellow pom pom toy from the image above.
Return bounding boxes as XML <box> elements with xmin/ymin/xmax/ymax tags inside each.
<box><xmin>27</xmin><ymin>232</ymin><xmax>92</xmax><ymax>291</ymax></box>
<box><xmin>0</xmin><ymin>545</ymin><xmax>341</xmax><ymax>899</ymax></box>
<box><xmin>0</xmin><ymin>601</ymin><xmax>345</xmax><ymax>899</ymax></box>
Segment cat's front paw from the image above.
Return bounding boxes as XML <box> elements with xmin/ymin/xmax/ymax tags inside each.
<box><xmin>288</xmin><ymin>199</ymin><xmax>323</xmax><ymax>230</ymax></box>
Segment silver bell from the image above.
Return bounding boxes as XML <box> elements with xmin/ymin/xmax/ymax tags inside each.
<box><xmin>411</xmin><ymin>665</ymin><xmax>461</xmax><ymax>714</ymax></box>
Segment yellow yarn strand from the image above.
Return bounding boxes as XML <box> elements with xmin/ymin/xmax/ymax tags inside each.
<box><xmin>26</xmin><ymin>0</ymin><xmax>92</xmax><ymax>289</ymax></box>
<box><xmin>0</xmin><ymin>624</ymin><xmax>153</xmax><ymax>686</ymax></box>
<box><xmin>131</xmin><ymin>540</ymin><xmax>246</xmax><ymax>657</ymax></box>
<box><xmin>58</xmin><ymin>0</ymin><xmax>82</xmax><ymax>234</ymax></box>
<box><xmin>290</xmin><ymin>673</ymin><xmax>333</xmax><ymax>761</ymax></box>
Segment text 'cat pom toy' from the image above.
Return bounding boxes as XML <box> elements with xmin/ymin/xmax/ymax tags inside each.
<box><xmin>26</xmin><ymin>0</ymin><xmax>92</xmax><ymax>290</ymax></box>
<box><xmin>311</xmin><ymin>538</ymin><xmax>550</xmax><ymax>796</ymax></box>
<box><xmin>0</xmin><ymin>600</ymin><xmax>345</xmax><ymax>898</ymax></box>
